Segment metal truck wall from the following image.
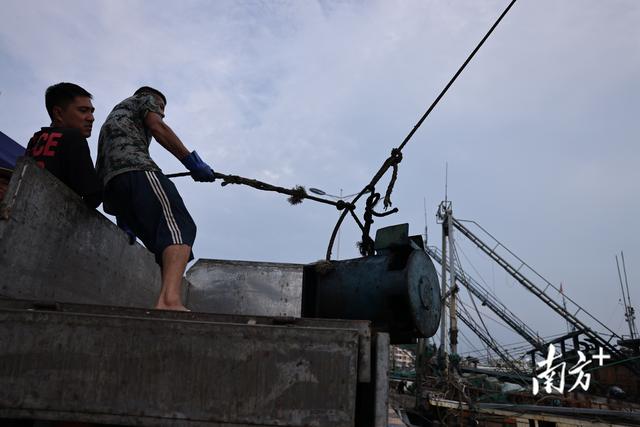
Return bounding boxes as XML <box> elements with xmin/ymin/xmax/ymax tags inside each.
<box><xmin>186</xmin><ymin>258</ymin><xmax>303</xmax><ymax>316</ymax></box>
<box><xmin>186</xmin><ymin>230</ymin><xmax>440</xmax><ymax>345</ymax></box>
<box><xmin>0</xmin><ymin>158</ymin><xmax>165</xmax><ymax>306</ymax></box>
<box><xmin>0</xmin><ymin>301</ymin><xmax>361</xmax><ymax>427</ymax></box>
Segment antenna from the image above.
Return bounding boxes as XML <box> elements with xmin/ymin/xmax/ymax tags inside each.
<box><xmin>444</xmin><ymin>162</ymin><xmax>449</xmax><ymax>202</ymax></box>
<box><xmin>436</xmin><ymin>163</ymin><xmax>452</xmax><ymax>223</ymax></box>
<box><xmin>423</xmin><ymin>197</ymin><xmax>428</xmax><ymax>246</ymax></box>
<box><xmin>622</xmin><ymin>252</ymin><xmax>633</xmax><ymax>309</ymax></box>
<box><xmin>616</xmin><ymin>254</ymin><xmax>625</xmax><ymax>302</ymax></box>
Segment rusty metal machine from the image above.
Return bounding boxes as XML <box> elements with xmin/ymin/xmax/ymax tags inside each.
<box><xmin>302</xmin><ymin>223</ymin><xmax>441</xmax><ymax>344</ymax></box>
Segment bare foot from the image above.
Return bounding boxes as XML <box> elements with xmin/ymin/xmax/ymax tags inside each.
<box><xmin>155</xmin><ymin>288</ymin><xmax>188</xmax><ymax>311</ymax></box>
<box><xmin>155</xmin><ymin>303</ymin><xmax>190</xmax><ymax>312</ymax></box>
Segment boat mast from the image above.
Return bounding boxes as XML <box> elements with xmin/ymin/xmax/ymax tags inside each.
<box><xmin>617</xmin><ymin>252</ymin><xmax>637</xmax><ymax>339</ymax></box>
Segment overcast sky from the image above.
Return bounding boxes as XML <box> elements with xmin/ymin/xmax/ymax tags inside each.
<box><xmin>1</xmin><ymin>0</ymin><xmax>639</xmax><ymax>360</ymax></box>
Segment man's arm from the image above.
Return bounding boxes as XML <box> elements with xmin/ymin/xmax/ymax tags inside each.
<box><xmin>67</xmin><ymin>136</ymin><xmax>102</xmax><ymax>209</ymax></box>
<box><xmin>144</xmin><ymin>112</ymin><xmax>190</xmax><ymax>160</ymax></box>
<box><xmin>144</xmin><ymin>112</ymin><xmax>215</xmax><ymax>182</ymax></box>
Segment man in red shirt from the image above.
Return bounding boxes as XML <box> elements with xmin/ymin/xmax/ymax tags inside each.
<box><xmin>26</xmin><ymin>83</ymin><xmax>102</xmax><ymax>208</ymax></box>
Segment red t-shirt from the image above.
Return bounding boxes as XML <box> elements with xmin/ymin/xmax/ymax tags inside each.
<box><xmin>26</xmin><ymin>127</ymin><xmax>102</xmax><ymax>208</ymax></box>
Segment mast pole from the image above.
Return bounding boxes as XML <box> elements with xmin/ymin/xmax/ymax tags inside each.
<box><xmin>617</xmin><ymin>255</ymin><xmax>634</xmax><ymax>339</ymax></box>
<box><xmin>440</xmin><ymin>213</ymin><xmax>448</xmax><ymax>361</ymax></box>
<box><xmin>448</xmin><ymin>209</ymin><xmax>458</xmax><ymax>354</ymax></box>
<box><xmin>622</xmin><ymin>252</ymin><xmax>637</xmax><ymax>338</ymax></box>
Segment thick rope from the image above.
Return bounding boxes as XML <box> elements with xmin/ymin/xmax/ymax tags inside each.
<box><xmin>168</xmin><ymin>0</ymin><xmax>519</xmax><ymax>261</ymax></box>
<box><xmin>166</xmin><ymin>171</ymin><xmax>341</xmax><ymax>209</ymax></box>
<box><xmin>383</xmin><ymin>149</ymin><xmax>402</xmax><ymax>209</ymax></box>
<box><xmin>326</xmin><ymin>0</ymin><xmax>518</xmax><ymax>260</ymax></box>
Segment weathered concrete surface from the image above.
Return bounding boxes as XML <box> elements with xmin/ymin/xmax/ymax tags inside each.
<box><xmin>374</xmin><ymin>333</ymin><xmax>390</xmax><ymax>427</ymax></box>
<box><xmin>0</xmin><ymin>158</ymin><xmax>166</xmax><ymax>306</ymax></box>
<box><xmin>184</xmin><ymin>259</ymin><xmax>381</xmax><ymax>379</ymax></box>
<box><xmin>0</xmin><ymin>300</ymin><xmax>360</xmax><ymax>426</ymax></box>
<box><xmin>1</xmin><ymin>297</ymin><xmax>373</xmax><ymax>385</ymax></box>
<box><xmin>186</xmin><ymin>258</ymin><xmax>303</xmax><ymax>317</ymax></box>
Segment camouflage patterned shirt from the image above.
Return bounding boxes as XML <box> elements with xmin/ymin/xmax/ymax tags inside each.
<box><xmin>96</xmin><ymin>94</ymin><xmax>165</xmax><ymax>186</ymax></box>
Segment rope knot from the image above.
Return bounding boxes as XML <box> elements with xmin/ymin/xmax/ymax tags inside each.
<box><xmin>335</xmin><ymin>200</ymin><xmax>356</xmax><ymax>211</ymax></box>
<box><xmin>390</xmin><ymin>148</ymin><xmax>403</xmax><ymax>163</ymax></box>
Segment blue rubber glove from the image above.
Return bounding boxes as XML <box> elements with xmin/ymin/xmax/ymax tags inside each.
<box><xmin>180</xmin><ymin>150</ymin><xmax>215</xmax><ymax>182</ymax></box>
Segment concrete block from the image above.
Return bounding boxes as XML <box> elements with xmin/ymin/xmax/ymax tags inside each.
<box><xmin>374</xmin><ymin>333</ymin><xmax>390</xmax><ymax>427</ymax></box>
<box><xmin>0</xmin><ymin>158</ymin><xmax>164</xmax><ymax>307</ymax></box>
<box><xmin>0</xmin><ymin>301</ymin><xmax>360</xmax><ymax>426</ymax></box>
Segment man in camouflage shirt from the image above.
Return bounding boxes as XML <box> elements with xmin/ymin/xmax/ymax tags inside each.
<box><xmin>97</xmin><ymin>86</ymin><xmax>215</xmax><ymax>311</ymax></box>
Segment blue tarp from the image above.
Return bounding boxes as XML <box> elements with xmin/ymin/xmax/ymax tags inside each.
<box><xmin>0</xmin><ymin>131</ymin><xmax>25</xmax><ymax>169</ymax></box>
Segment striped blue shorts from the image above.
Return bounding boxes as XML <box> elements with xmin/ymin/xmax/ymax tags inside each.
<box><xmin>104</xmin><ymin>170</ymin><xmax>196</xmax><ymax>265</ymax></box>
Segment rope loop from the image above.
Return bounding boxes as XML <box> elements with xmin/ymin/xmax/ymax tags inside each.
<box><xmin>383</xmin><ymin>149</ymin><xmax>403</xmax><ymax>210</ymax></box>
<box><xmin>358</xmin><ymin>190</ymin><xmax>381</xmax><ymax>256</ymax></box>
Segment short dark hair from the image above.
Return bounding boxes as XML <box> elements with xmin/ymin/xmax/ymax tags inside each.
<box><xmin>45</xmin><ymin>83</ymin><xmax>92</xmax><ymax>120</ymax></box>
<box><xmin>134</xmin><ymin>86</ymin><xmax>167</xmax><ymax>105</ymax></box>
